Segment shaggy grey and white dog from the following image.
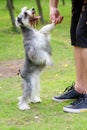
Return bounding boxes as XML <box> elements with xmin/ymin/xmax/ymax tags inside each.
<box><xmin>15</xmin><ymin>7</ymin><xmax>55</xmax><ymax>110</ymax></box>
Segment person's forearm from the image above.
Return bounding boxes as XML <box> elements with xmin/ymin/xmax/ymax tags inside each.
<box><xmin>49</xmin><ymin>0</ymin><xmax>63</xmax><ymax>24</ymax></box>
<box><xmin>50</xmin><ymin>0</ymin><xmax>58</xmax><ymax>8</ymax></box>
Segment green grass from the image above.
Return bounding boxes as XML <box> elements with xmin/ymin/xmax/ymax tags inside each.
<box><xmin>0</xmin><ymin>0</ymin><xmax>87</xmax><ymax>130</ymax></box>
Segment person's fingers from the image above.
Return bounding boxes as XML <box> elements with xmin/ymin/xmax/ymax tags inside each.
<box><xmin>50</xmin><ymin>13</ymin><xmax>64</xmax><ymax>24</ymax></box>
<box><xmin>55</xmin><ymin>16</ymin><xmax>64</xmax><ymax>24</ymax></box>
<box><xmin>50</xmin><ymin>15</ymin><xmax>56</xmax><ymax>23</ymax></box>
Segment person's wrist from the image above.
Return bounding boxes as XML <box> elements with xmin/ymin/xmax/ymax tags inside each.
<box><xmin>50</xmin><ymin>6</ymin><xmax>58</xmax><ymax>11</ymax></box>
<box><xmin>50</xmin><ymin>7</ymin><xmax>58</xmax><ymax>16</ymax></box>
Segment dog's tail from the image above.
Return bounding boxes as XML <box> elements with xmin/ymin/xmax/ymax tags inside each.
<box><xmin>39</xmin><ymin>23</ymin><xmax>55</xmax><ymax>35</ymax></box>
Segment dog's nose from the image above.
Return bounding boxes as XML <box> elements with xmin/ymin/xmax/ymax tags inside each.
<box><xmin>17</xmin><ymin>17</ymin><xmax>22</xmax><ymax>23</ymax></box>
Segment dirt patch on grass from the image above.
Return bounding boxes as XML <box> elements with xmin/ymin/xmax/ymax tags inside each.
<box><xmin>0</xmin><ymin>59</ymin><xmax>23</xmax><ymax>78</ymax></box>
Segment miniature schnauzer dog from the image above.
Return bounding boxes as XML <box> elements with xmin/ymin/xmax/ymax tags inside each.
<box><xmin>15</xmin><ymin>7</ymin><xmax>55</xmax><ymax>110</ymax></box>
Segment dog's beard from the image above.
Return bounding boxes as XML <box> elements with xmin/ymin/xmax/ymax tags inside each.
<box><xmin>29</xmin><ymin>16</ymin><xmax>41</xmax><ymax>27</ymax></box>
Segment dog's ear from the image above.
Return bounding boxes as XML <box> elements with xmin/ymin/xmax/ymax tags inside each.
<box><xmin>21</xmin><ymin>7</ymin><xmax>27</xmax><ymax>14</ymax></box>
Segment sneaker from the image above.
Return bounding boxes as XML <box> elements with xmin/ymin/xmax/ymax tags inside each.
<box><xmin>52</xmin><ymin>82</ymin><xmax>82</xmax><ymax>102</ymax></box>
<box><xmin>63</xmin><ymin>94</ymin><xmax>87</xmax><ymax>113</ymax></box>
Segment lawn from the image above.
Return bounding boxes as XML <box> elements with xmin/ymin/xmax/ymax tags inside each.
<box><xmin>0</xmin><ymin>0</ymin><xmax>87</xmax><ymax>130</ymax></box>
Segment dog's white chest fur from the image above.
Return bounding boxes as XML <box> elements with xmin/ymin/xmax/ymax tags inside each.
<box><xmin>32</xmin><ymin>30</ymin><xmax>48</xmax><ymax>49</ymax></box>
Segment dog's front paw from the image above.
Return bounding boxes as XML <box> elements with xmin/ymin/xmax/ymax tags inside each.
<box><xmin>46</xmin><ymin>61</ymin><xmax>53</xmax><ymax>66</ymax></box>
<box><xmin>18</xmin><ymin>102</ymin><xmax>30</xmax><ymax>110</ymax></box>
<box><xmin>31</xmin><ymin>97</ymin><xmax>42</xmax><ymax>103</ymax></box>
<box><xmin>45</xmin><ymin>56</ymin><xmax>53</xmax><ymax>66</ymax></box>
<box><xmin>46</xmin><ymin>59</ymin><xmax>53</xmax><ymax>66</ymax></box>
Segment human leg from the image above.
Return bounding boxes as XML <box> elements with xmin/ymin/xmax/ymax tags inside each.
<box><xmin>73</xmin><ymin>46</ymin><xmax>85</xmax><ymax>93</ymax></box>
<box><xmin>63</xmin><ymin>47</ymin><xmax>87</xmax><ymax>113</ymax></box>
<box><xmin>52</xmin><ymin>46</ymin><xmax>86</xmax><ymax>102</ymax></box>
<box><xmin>81</xmin><ymin>48</ymin><xmax>87</xmax><ymax>93</ymax></box>
<box><xmin>52</xmin><ymin>0</ymin><xmax>84</xmax><ymax>102</ymax></box>
<box><xmin>63</xmin><ymin>1</ymin><xmax>87</xmax><ymax>113</ymax></box>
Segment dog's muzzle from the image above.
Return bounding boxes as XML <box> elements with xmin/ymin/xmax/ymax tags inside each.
<box><xmin>17</xmin><ymin>15</ymin><xmax>24</xmax><ymax>26</ymax></box>
<box><xmin>17</xmin><ymin>17</ymin><xmax>22</xmax><ymax>23</ymax></box>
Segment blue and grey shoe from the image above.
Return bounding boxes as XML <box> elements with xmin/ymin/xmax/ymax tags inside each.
<box><xmin>63</xmin><ymin>94</ymin><xmax>87</xmax><ymax>113</ymax></box>
<box><xmin>52</xmin><ymin>83</ymin><xmax>82</xmax><ymax>102</ymax></box>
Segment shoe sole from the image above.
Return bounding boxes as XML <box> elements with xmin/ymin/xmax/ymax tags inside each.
<box><xmin>63</xmin><ymin>107</ymin><xmax>87</xmax><ymax>113</ymax></box>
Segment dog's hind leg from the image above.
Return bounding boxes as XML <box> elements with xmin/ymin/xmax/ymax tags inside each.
<box><xmin>30</xmin><ymin>72</ymin><xmax>42</xmax><ymax>103</ymax></box>
<box><xmin>18</xmin><ymin>79</ymin><xmax>32</xmax><ymax>110</ymax></box>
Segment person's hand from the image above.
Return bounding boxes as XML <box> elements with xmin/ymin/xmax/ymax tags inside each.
<box><xmin>50</xmin><ymin>7</ymin><xmax>63</xmax><ymax>24</ymax></box>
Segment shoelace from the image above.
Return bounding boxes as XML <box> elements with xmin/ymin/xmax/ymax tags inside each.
<box><xmin>64</xmin><ymin>82</ymin><xmax>75</xmax><ymax>93</ymax></box>
<box><xmin>71</xmin><ymin>94</ymin><xmax>86</xmax><ymax>106</ymax></box>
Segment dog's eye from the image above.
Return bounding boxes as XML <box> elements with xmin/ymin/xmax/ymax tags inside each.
<box><xmin>24</xmin><ymin>12</ymin><xmax>28</xmax><ymax>18</ymax></box>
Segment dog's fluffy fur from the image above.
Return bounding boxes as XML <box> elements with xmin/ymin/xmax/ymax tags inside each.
<box><xmin>15</xmin><ymin>7</ymin><xmax>54</xmax><ymax>110</ymax></box>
